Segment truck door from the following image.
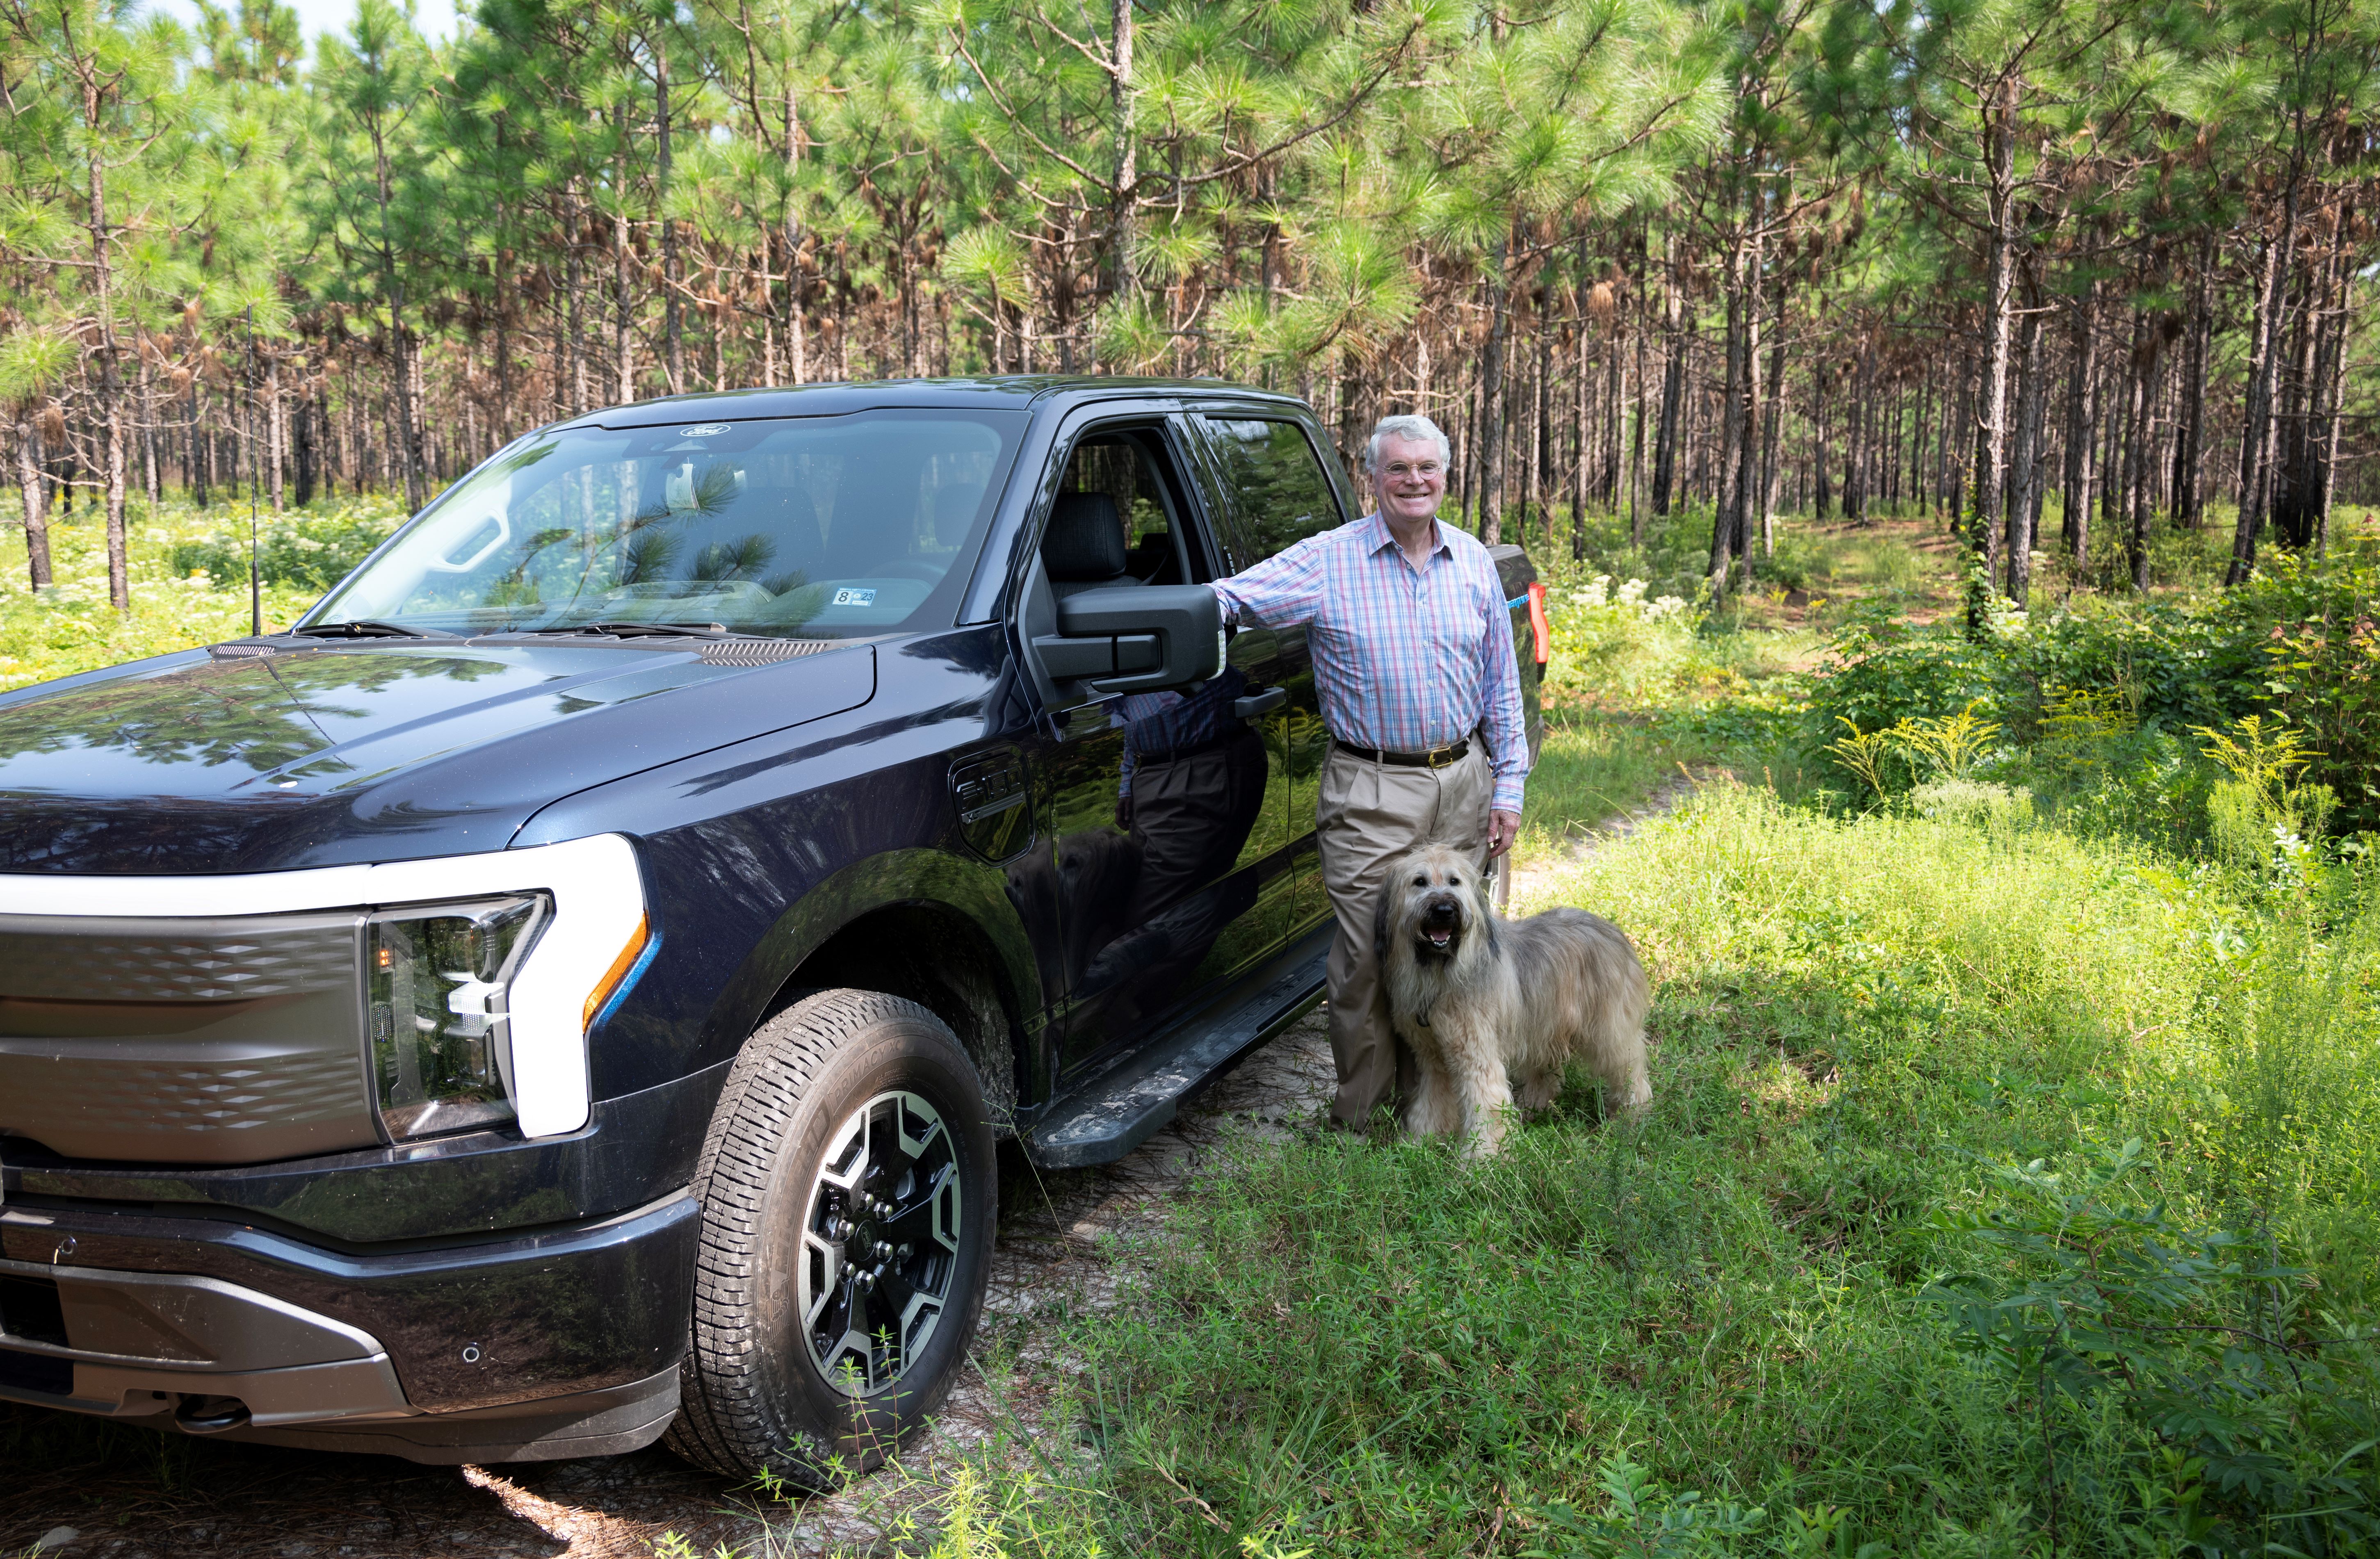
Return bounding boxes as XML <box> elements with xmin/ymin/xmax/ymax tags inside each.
<box><xmin>1008</xmin><ymin>417</ymin><xmax>1282</xmax><ymax>1078</ymax></box>
<box><xmin>1191</xmin><ymin>413</ymin><xmax>1349</xmax><ymax>943</ymax></box>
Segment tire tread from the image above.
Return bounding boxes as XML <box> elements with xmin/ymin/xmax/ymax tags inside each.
<box><xmin>664</xmin><ymin>989</ymin><xmax>955</xmax><ymax>1482</ymax></box>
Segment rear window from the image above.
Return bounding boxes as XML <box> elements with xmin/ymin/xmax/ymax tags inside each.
<box><xmin>1199</xmin><ymin>417</ymin><xmax>1345</xmax><ymax>567</ymax></box>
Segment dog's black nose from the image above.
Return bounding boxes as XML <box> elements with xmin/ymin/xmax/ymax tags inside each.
<box><xmin>1422</xmin><ymin>896</ymin><xmax>1461</xmax><ymax>924</ymax></box>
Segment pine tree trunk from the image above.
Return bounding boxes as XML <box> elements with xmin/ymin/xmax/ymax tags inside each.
<box><xmin>1709</xmin><ymin>230</ymin><xmax>1750</xmax><ymax>596</ymax></box>
<box><xmin>2125</xmin><ymin>311</ymin><xmax>2159</xmax><ymax>590</ymax></box>
<box><xmin>2005</xmin><ymin>273</ymin><xmax>2045</xmax><ymax>605</ymax></box>
<box><xmin>1964</xmin><ymin>74</ymin><xmax>2019</xmax><ymax>630</ymax></box>
<box><xmin>1628</xmin><ymin>263</ymin><xmax>1647</xmax><ymax>542</ymax></box>
<box><xmin>2173</xmin><ymin>235</ymin><xmax>2213</xmax><ymax>527</ymax></box>
<box><xmin>1652</xmin><ymin>236</ymin><xmax>1685</xmax><ymax>516</ymax></box>
<box><xmin>2064</xmin><ymin>285</ymin><xmax>2096</xmax><ymax>565</ymax></box>
<box><xmin>2318</xmin><ymin>247</ymin><xmax>2352</xmax><ymax>557</ymax></box>
<box><xmin>614</xmin><ymin>114</ymin><xmax>636</xmax><ymax>404</ymax></box>
<box><xmin>2229</xmin><ymin>199</ymin><xmax>2296</xmax><ymax>584</ymax></box>
<box><xmin>1812</xmin><ymin>360</ymin><xmax>1833</xmax><ymax>519</ymax></box>
<box><xmin>1479</xmin><ymin>234</ymin><xmax>1509</xmax><ymax>545</ymax></box>
<box><xmin>14</xmin><ymin>419</ymin><xmax>50</xmax><ymax>588</ymax></box>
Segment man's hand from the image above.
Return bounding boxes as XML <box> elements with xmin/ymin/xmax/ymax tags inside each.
<box><xmin>1487</xmin><ymin>808</ymin><xmax>1520</xmax><ymax>859</ymax></box>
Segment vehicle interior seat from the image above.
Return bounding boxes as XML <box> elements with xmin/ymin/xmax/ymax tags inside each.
<box><xmin>1042</xmin><ymin>493</ymin><xmax>1143</xmax><ymax>599</ymax></box>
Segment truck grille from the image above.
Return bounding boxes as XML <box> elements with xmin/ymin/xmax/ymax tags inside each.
<box><xmin>0</xmin><ymin>912</ymin><xmax>381</xmax><ymax>1165</ymax></box>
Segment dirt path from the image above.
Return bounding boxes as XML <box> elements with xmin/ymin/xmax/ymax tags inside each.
<box><xmin>0</xmin><ymin>1026</ymin><xmax>1341</xmax><ymax>1559</ymax></box>
<box><xmin>1</xmin><ymin>784</ymin><xmax>1702</xmax><ymax>1559</ymax></box>
<box><xmin>1508</xmin><ymin>765</ymin><xmax>1709</xmax><ymax>910</ymax></box>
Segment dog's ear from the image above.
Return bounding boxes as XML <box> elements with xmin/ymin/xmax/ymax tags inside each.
<box><xmin>1373</xmin><ymin>885</ymin><xmax>1392</xmax><ymax>964</ymax></box>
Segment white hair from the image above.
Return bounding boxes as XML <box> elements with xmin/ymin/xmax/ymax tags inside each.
<box><xmin>1366</xmin><ymin>415</ymin><xmax>1451</xmax><ymax>475</ymax></box>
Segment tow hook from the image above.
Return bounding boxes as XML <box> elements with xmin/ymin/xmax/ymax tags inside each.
<box><xmin>173</xmin><ymin>1394</ymin><xmax>251</xmax><ymax>1434</ymax></box>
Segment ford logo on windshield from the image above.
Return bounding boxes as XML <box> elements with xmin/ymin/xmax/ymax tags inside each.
<box><xmin>679</xmin><ymin>424</ymin><xmax>730</xmax><ymax>438</ymax></box>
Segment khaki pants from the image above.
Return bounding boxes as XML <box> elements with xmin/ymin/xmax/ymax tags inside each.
<box><xmin>1315</xmin><ymin>741</ymin><xmax>1493</xmax><ymax>1126</ymax></box>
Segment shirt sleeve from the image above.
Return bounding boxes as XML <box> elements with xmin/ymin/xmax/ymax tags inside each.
<box><xmin>1477</xmin><ymin>566</ymin><xmax>1528</xmax><ymax>814</ymax></box>
<box><xmin>1212</xmin><ymin>534</ymin><xmax>1325</xmax><ymax>628</ymax></box>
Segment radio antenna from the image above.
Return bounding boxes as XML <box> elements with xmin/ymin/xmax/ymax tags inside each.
<box><xmin>246</xmin><ymin>303</ymin><xmax>260</xmax><ymax>637</ymax></box>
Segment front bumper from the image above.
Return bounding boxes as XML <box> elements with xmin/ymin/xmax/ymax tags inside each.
<box><xmin>0</xmin><ymin>1188</ymin><xmax>697</xmax><ymax>1463</ymax></box>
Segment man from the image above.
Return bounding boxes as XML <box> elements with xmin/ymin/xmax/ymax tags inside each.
<box><xmin>1213</xmin><ymin>413</ymin><xmax>1527</xmax><ymax>1130</ymax></box>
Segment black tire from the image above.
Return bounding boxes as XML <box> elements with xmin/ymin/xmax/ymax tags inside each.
<box><xmin>664</xmin><ymin>989</ymin><xmax>997</xmax><ymax>1485</ymax></box>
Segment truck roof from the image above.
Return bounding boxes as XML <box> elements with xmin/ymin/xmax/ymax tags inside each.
<box><xmin>557</xmin><ymin>375</ymin><xmax>1310</xmax><ymax>431</ymax></box>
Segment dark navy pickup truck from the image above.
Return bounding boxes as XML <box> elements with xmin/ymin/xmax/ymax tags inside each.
<box><xmin>0</xmin><ymin>378</ymin><xmax>1540</xmax><ymax>1482</ymax></box>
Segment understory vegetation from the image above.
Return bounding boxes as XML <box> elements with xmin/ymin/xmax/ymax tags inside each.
<box><xmin>841</xmin><ymin>512</ymin><xmax>2380</xmax><ymax>1558</ymax></box>
<box><xmin>0</xmin><ymin>498</ymin><xmax>401</xmax><ymax>695</ymax></box>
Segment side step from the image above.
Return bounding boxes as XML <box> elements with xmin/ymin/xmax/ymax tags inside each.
<box><xmin>1026</xmin><ymin>926</ymin><xmax>1330</xmax><ymax>1169</ymax></box>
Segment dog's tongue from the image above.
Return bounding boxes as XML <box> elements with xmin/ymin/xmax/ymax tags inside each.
<box><xmin>1427</xmin><ymin>928</ymin><xmax>1452</xmax><ymax>948</ymax></box>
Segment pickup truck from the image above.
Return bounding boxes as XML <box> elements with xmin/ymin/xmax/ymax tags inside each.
<box><xmin>0</xmin><ymin>377</ymin><xmax>1541</xmax><ymax>1483</ymax></box>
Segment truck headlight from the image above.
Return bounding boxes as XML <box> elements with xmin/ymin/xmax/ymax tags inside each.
<box><xmin>367</xmin><ymin>895</ymin><xmax>550</xmax><ymax>1141</ymax></box>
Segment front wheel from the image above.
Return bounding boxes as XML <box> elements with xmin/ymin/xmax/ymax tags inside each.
<box><xmin>664</xmin><ymin>989</ymin><xmax>997</xmax><ymax>1485</ymax></box>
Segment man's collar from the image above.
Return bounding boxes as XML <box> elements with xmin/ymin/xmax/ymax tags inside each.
<box><xmin>1363</xmin><ymin>511</ymin><xmax>1451</xmax><ymax>558</ymax></box>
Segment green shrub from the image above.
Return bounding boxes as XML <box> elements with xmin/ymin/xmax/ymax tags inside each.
<box><xmin>168</xmin><ymin>505</ymin><xmax>403</xmax><ymax>594</ymax></box>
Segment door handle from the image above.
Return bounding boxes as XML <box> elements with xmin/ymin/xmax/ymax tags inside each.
<box><xmin>1233</xmin><ymin>686</ymin><xmax>1287</xmax><ymax>720</ymax></box>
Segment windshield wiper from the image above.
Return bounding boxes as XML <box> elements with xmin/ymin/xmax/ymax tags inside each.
<box><xmin>513</xmin><ymin>621</ymin><xmax>729</xmax><ymax>640</ymax></box>
<box><xmin>290</xmin><ymin>620</ymin><xmax>449</xmax><ymax>639</ymax></box>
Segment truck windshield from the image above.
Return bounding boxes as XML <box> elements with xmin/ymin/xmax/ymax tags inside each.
<box><xmin>308</xmin><ymin>409</ymin><xmax>1024</xmax><ymax>638</ymax></box>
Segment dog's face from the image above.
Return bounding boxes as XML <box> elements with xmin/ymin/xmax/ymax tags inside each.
<box><xmin>1391</xmin><ymin>844</ymin><xmax>1487</xmax><ymax>962</ymax></box>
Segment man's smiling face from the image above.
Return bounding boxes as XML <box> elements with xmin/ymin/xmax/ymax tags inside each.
<box><xmin>1374</xmin><ymin>435</ymin><xmax>1447</xmax><ymax>527</ymax></box>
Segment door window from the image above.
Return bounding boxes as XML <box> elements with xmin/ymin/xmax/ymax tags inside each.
<box><xmin>1059</xmin><ymin>433</ymin><xmax>1198</xmax><ymax>585</ymax></box>
<box><xmin>1199</xmin><ymin>418</ymin><xmax>1344</xmax><ymax>567</ymax></box>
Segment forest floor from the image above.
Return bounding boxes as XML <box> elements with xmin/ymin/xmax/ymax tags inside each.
<box><xmin>8</xmin><ymin>501</ymin><xmax>2378</xmax><ymax>1558</ymax></box>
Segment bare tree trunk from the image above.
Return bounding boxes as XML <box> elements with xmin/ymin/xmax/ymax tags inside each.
<box><xmin>1812</xmin><ymin>359</ymin><xmax>1833</xmax><ymax>519</ymax></box>
<box><xmin>1628</xmin><ymin>272</ymin><xmax>1647</xmax><ymax>542</ymax></box>
<box><xmin>1964</xmin><ymin>74</ymin><xmax>2019</xmax><ymax>630</ymax></box>
<box><xmin>655</xmin><ymin>27</ymin><xmax>684</xmax><ymax>396</ymax></box>
<box><xmin>138</xmin><ymin>353</ymin><xmax>159</xmax><ymax>508</ymax></box>
<box><xmin>267</xmin><ymin>353</ymin><xmax>287</xmax><ymax>512</ymax></box>
<box><xmin>1759</xmin><ymin>259</ymin><xmax>1785</xmax><ymax>558</ymax></box>
<box><xmin>14</xmin><ymin>418</ymin><xmax>50</xmax><ymax>588</ymax></box>
<box><xmin>1479</xmin><ymin>233</ymin><xmax>1509</xmax><ymax>545</ymax></box>
<box><xmin>2173</xmin><ymin>233</ymin><xmax>2213</xmax><ymax>527</ymax></box>
<box><xmin>1651</xmin><ymin>235</ymin><xmax>1685</xmax><ymax>517</ymax></box>
<box><xmin>2125</xmin><ymin>311</ymin><xmax>2161</xmax><ymax>590</ymax></box>
<box><xmin>2229</xmin><ymin>200</ymin><xmax>2296</xmax><ymax>584</ymax></box>
<box><xmin>2005</xmin><ymin>271</ymin><xmax>2045</xmax><ymax>605</ymax></box>
<box><xmin>1847</xmin><ymin>328</ymin><xmax>1873</xmax><ymax>522</ymax></box>
<box><xmin>1709</xmin><ymin>227</ymin><xmax>1750</xmax><ymax>597</ymax></box>
<box><xmin>614</xmin><ymin>109</ymin><xmax>636</xmax><ymax>405</ymax></box>
<box><xmin>2318</xmin><ymin>252</ymin><xmax>2352</xmax><ymax>558</ymax></box>
<box><xmin>2063</xmin><ymin>284</ymin><xmax>2097</xmax><ymax>566</ymax></box>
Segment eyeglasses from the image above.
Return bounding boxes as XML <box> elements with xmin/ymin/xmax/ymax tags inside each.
<box><xmin>1380</xmin><ymin>462</ymin><xmax>1444</xmax><ymax>479</ymax></box>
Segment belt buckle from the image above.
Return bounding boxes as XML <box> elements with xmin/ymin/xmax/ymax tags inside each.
<box><xmin>1429</xmin><ymin>744</ymin><xmax>1457</xmax><ymax>769</ymax></box>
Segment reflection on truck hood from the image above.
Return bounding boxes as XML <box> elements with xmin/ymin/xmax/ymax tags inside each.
<box><xmin>0</xmin><ymin>639</ymin><xmax>876</xmax><ymax>873</ymax></box>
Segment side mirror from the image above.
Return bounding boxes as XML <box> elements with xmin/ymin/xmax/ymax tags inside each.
<box><xmin>1033</xmin><ymin>584</ymin><xmax>1224</xmax><ymax>695</ymax></box>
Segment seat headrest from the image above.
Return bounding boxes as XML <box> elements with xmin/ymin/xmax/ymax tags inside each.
<box><xmin>1042</xmin><ymin>492</ymin><xmax>1129</xmax><ymax>582</ymax></box>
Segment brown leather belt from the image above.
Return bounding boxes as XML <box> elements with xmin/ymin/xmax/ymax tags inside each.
<box><xmin>1333</xmin><ymin>737</ymin><xmax>1470</xmax><ymax>769</ymax></box>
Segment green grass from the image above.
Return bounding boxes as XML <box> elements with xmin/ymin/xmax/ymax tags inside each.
<box><xmin>891</xmin><ymin>788</ymin><xmax>2379</xmax><ymax>1558</ymax></box>
<box><xmin>1518</xmin><ymin>712</ymin><xmax>1682</xmax><ymax>849</ymax></box>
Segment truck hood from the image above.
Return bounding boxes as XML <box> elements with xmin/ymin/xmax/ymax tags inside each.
<box><xmin>0</xmin><ymin>638</ymin><xmax>876</xmax><ymax>873</ymax></box>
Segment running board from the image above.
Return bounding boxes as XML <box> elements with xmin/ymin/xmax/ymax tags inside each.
<box><xmin>1026</xmin><ymin>925</ymin><xmax>1331</xmax><ymax>1169</ymax></box>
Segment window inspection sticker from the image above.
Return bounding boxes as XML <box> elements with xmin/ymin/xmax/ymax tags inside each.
<box><xmin>831</xmin><ymin>587</ymin><xmax>877</xmax><ymax>607</ymax></box>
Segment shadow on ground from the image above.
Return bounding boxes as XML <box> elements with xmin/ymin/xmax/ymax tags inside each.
<box><xmin>0</xmin><ymin>1019</ymin><xmax>1339</xmax><ymax>1559</ymax></box>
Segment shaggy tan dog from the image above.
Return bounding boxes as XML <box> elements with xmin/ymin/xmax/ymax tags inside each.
<box><xmin>1376</xmin><ymin>843</ymin><xmax>1652</xmax><ymax>1154</ymax></box>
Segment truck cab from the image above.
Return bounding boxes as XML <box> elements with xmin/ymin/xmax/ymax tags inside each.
<box><xmin>0</xmin><ymin>378</ymin><xmax>1540</xmax><ymax>1480</ymax></box>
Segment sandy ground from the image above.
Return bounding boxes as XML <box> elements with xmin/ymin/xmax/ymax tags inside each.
<box><xmin>0</xmin><ymin>1020</ymin><xmax>1341</xmax><ymax>1559</ymax></box>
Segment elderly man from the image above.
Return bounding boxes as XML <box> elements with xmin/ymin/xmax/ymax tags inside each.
<box><xmin>1213</xmin><ymin>413</ymin><xmax>1527</xmax><ymax>1130</ymax></box>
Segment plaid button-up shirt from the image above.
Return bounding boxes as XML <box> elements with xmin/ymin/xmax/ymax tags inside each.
<box><xmin>1213</xmin><ymin>513</ymin><xmax>1528</xmax><ymax>813</ymax></box>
